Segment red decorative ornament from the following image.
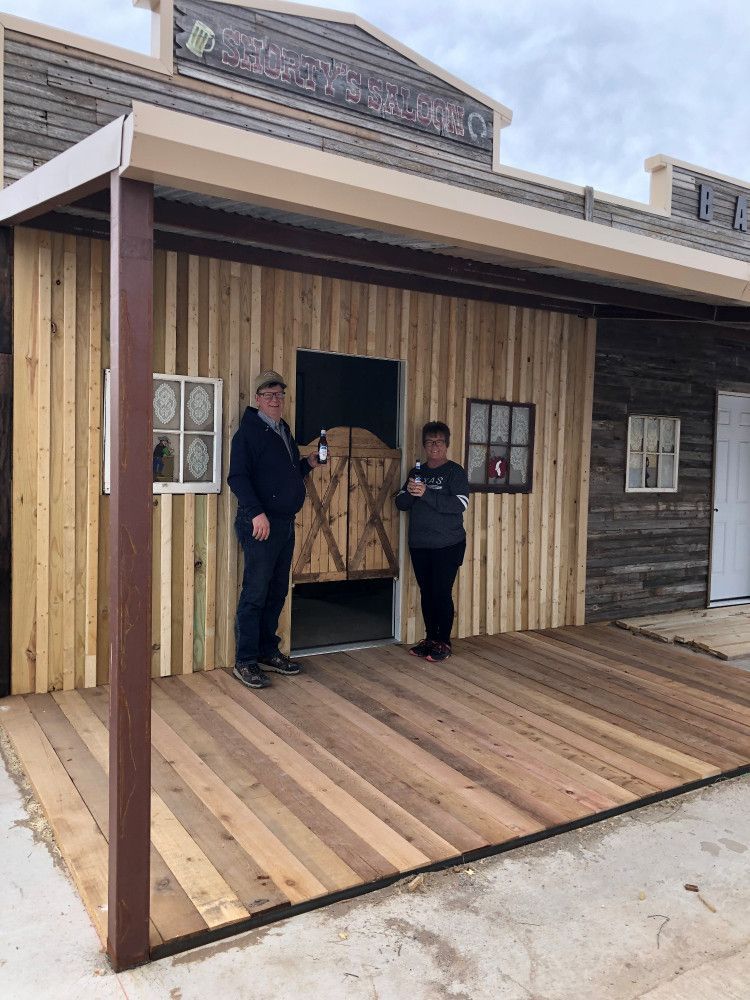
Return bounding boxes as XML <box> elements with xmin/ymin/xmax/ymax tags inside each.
<box><xmin>489</xmin><ymin>454</ymin><xmax>507</xmax><ymax>479</ymax></box>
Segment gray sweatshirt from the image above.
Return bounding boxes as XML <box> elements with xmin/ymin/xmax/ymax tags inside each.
<box><xmin>395</xmin><ymin>460</ymin><xmax>469</xmax><ymax>549</ymax></box>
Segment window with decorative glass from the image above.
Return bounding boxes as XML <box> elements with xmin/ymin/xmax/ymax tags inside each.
<box><xmin>465</xmin><ymin>399</ymin><xmax>535</xmax><ymax>493</ymax></box>
<box><xmin>626</xmin><ymin>415</ymin><xmax>680</xmax><ymax>492</ymax></box>
<box><xmin>103</xmin><ymin>372</ymin><xmax>223</xmax><ymax>494</ymax></box>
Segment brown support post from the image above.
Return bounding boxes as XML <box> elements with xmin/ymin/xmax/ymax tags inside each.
<box><xmin>108</xmin><ymin>174</ymin><xmax>154</xmax><ymax>970</ymax></box>
<box><xmin>0</xmin><ymin>227</ymin><xmax>13</xmax><ymax>699</ymax></box>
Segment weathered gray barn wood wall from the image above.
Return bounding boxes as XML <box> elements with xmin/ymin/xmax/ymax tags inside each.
<box><xmin>593</xmin><ymin>166</ymin><xmax>750</xmax><ymax>263</ymax></box>
<box><xmin>175</xmin><ymin>2</ymin><xmax>494</xmax><ymax>153</ymax></box>
<box><xmin>3</xmin><ymin>12</ymin><xmax>750</xmax><ymax>262</ymax></box>
<box><xmin>586</xmin><ymin>321</ymin><xmax>750</xmax><ymax>621</ymax></box>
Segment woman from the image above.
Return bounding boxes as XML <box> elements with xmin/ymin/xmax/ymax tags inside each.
<box><xmin>395</xmin><ymin>421</ymin><xmax>469</xmax><ymax>662</ymax></box>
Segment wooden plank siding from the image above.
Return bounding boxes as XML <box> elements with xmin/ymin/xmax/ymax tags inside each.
<box><xmin>11</xmin><ymin>228</ymin><xmax>595</xmax><ymax>694</ymax></box>
<box><xmin>5</xmin><ymin>32</ymin><xmax>750</xmax><ymax>264</ymax></box>
<box><xmin>586</xmin><ymin>320</ymin><xmax>750</xmax><ymax>622</ymax></box>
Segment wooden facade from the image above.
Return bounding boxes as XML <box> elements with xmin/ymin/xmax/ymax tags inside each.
<box><xmin>11</xmin><ymin>226</ymin><xmax>595</xmax><ymax>695</ymax></box>
<box><xmin>4</xmin><ymin>9</ymin><xmax>750</xmax><ymax>267</ymax></box>
<box><xmin>3</xmin><ymin>0</ymin><xmax>750</xmax><ymax>971</ymax></box>
<box><xmin>587</xmin><ymin>320</ymin><xmax>750</xmax><ymax>621</ymax></box>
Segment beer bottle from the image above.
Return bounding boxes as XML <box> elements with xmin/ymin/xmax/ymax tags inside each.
<box><xmin>318</xmin><ymin>429</ymin><xmax>328</xmax><ymax>464</ymax></box>
<box><xmin>413</xmin><ymin>460</ymin><xmax>423</xmax><ymax>484</ymax></box>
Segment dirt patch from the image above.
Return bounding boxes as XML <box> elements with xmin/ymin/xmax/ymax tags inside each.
<box><xmin>0</xmin><ymin>724</ymin><xmax>66</xmax><ymax>872</ymax></box>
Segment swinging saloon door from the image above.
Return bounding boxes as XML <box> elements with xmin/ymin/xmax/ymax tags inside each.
<box><xmin>293</xmin><ymin>427</ymin><xmax>401</xmax><ymax>584</ymax></box>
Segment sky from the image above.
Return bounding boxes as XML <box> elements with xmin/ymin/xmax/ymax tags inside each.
<box><xmin>2</xmin><ymin>0</ymin><xmax>748</xmax><ymax>202</ymax></box>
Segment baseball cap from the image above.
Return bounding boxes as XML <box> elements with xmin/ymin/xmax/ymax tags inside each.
<box><xmin>254</xmin><ymin>370</ymin><xmax>287</xmax><ymax>394</ymax></box>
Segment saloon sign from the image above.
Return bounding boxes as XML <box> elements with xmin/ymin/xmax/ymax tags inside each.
<box><xmin>175</xmin><ymin>3</ymin><xmax>493</xmax><ymax>151</ymax></box>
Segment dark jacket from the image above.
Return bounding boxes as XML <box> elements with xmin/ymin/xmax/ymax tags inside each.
<box><xmin>395</xmin><ymin>460</ymin><xmax>469</xmax><ymax>549</ymax></box>
<box><xmin>228</xmin><ymin>407</ymin><xmax>311</xmax><ymax>520</ymax></box>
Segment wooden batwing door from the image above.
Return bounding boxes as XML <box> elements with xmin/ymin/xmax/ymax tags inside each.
<box><xmin>293</xmin><ymin>427</ymin><xmax>401</xmax><ymax>583</ymax></box>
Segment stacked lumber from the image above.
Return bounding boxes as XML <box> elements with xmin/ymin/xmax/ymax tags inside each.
<box><xmin>615</xmin><ymin>607</ymin><xmax>750</xmax><ymax>660</ymax></box>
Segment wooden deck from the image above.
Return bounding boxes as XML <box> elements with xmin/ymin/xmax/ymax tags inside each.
<box><xmin>616</xmin><ymin>605</ymin><xmax>750</xmax><ymax>660</ymax></box>
<box><xmin>3</xmin><ymin>624</ymin><xmax>750</xmax><ymax>958</ymax></box>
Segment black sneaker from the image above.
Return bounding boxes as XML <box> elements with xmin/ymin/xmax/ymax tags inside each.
<box><xmin>258</xmin><ymin>651</ymin><xmax>303</xmax><ymax>676</ymax></box>
<box><xmin>426</xmin><ymin>641</ymin><xmax>452</xmax><ymax>663</ymax></box>
<box><xmin>409</xmin><ymin>639</ymin><xmax>433</xmax><ymax>658</ymax></box>
<box><xmin>233</xmin><ymin>663</ymin><xmax>271</xmax><ymax>689</ymax></box>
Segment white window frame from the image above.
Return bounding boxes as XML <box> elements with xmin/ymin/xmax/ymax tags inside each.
<box><xmin>625</xmin><ymin>414</ymin><xmax>680</xmax><ymax>493</ymax></box>
<box><xmin>103</xmin><ymin>371</ymin><xmax>223</xmax><ymax>495</ymax></box>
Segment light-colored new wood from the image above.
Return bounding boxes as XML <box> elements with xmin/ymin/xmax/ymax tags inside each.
<box><xmin>11</xmin><ymin>230</ymin><xmax>595</xmax><ymax>692</ymax></box>
<box><xmin>53</xmin><ymin>691</ymin><xmax>249</xmax><ymax>929</ymax></box>
<box><xmin>4</xmin><ymin>626</ymin><xmax>748</xmax><ymax>954</ymax></box>
<box><xmin>83</xmin><ymin>241</ymin><xmax>103</xmax><ymax>689</ymax></box>
<box><xmin>0</xmin><ymin>697</ymin><xmax>110</xmax><ymax>945</ymax></box>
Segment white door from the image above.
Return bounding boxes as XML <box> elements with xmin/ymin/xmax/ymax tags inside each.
<box><xmin>710</xmin><ymin>392</ymin><xmax>750</xmax><ymax>602</ymax></box>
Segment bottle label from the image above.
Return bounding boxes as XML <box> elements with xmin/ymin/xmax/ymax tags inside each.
<box><xmin>319</xmin><ymin>444</ymin><xmax>328</xmax><ymax>461</ymax></box>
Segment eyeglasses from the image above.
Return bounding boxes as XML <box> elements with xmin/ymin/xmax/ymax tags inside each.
<box><xmin>258</xmin><ymin>391</ymin><xmax>285</xmax><ymax>400</ymax></box>
<box><xmin>425</xmin><ymin>439</ymin><xmax>447</xmax><ymax>446</ymax></box>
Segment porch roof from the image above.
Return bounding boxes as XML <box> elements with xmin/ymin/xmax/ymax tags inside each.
<box><xmin>1</xmin><ymin>102</ymin><xmax>750</xmax><ymax>309</ymax></box>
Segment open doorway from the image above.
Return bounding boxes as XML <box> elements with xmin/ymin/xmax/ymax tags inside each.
<box><xmin>292</xmin><ymin>350</ymin><xmax>402</xmax><ymax>651</ymax></box>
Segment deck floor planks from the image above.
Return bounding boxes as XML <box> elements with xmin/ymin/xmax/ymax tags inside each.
<box><xmin>80</xmin><ymin>686</ymin><xmax>289</xmax><ymax>918</ymax></box>
<box><xmin>150</xmin><ymin>682</ymin><xmax>362</xmax><ymax>896</ymax></box>
<box><xmin>538</xmin><ymin>629</ymin><xmax>750</xmax><ymax>736</ymax></box>
<box><xmin>298</xmin><ymin>657</ymin><xmax>536</xmax><ymax>840</ymax></box>
<box><xmin>323</xmin><ymin>652</ymin><xmax>621</xmax><ymax>822</ymax></box>
<box><xmin>3</xmin><ymin>626</ymin><xmax>750</xmax><ymax>956</ymax></box>
<box><xmin>552</xmin><ymin>624</ymin><xmax>750</xmax><ymax>709</ymax></box>
<box><xmin>465</xmin><ymin>635</ymin><xmax>738</xmax><ymax>772</ymax></box>
<box><xmin>361</xmin><ymin>644</ymin><xmax>663</xmax><ymax>798</ymax></box>
<box><xmin>581</xmin><ymin>623</ymin><xmax>750</xmax><ymax>703</ymax></box>
<box><xmin>454</xmin><ymin>640</ymin><xmax>719</xmax><ymax>783</ymax></box>
<box><xmin>184</xmin><ymin>673</ymin><xmax>432</xmax><ymax>873</ymax></box>
<box><xmin>0</xmin><ymin>696</ymin><xmax>113</xmax><ymax>948</ymax></box>
<box><xmin>515</xmin><ymin>632</ymin><xmax>750</xmax><ymax>752</ymax></box>
<box><xmin>25</xmin><ymin>694</ymin><xmax>206</xmax><ymax>944</ymax></box>
<box><xmin>208</xmin><ymin>669</ymin><xmax>488</xmax><ymax>857</ymax></box>
<box><xmin>53</xmin><ymin>690</ymin><xmax>250</xmax><ymax>931</ymax></box>
<box><xmin>167</xmin><ymin>674</ymin><xmax>402</xmax><ymax>883</ymax></box>
<box><xmin>346</xmin><ymin>645</ymin><xmax>638</xmax><ymax>810</ymax></box>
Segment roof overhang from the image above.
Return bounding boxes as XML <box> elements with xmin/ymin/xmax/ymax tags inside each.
<box><xmin>1</xmin><ymin>102</ymin><xmax>749</xmax><ymax>306</ymax></box>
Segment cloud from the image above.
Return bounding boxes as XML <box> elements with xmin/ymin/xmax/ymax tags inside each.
<box><xmin>2</xmin><ymin>0</ymin><xmax>748</xmax><ymax>200</ymax></box>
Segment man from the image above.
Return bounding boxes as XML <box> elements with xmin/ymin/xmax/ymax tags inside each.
<box><xmin>228</xmin><ymin>370</ymin><xmax>319</xmax><ymax>689</ymax></box>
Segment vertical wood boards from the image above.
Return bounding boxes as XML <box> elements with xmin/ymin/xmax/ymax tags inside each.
<box><xmin>11</xmin><ymin>231</ymin><xmax>595</xmax><ymax>692</ymax></box>
<box><xmin>0</xmin><ymin>227</ymin><xmax>12</xmax><ymax>698</ymax></box>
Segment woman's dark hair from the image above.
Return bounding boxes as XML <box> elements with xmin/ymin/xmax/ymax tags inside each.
<box><xmin>422</xmin><ymin>421</ymin><xmax>451</xmax><ymax>446</ymax></box>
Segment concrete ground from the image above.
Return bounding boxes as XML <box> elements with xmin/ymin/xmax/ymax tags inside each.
<box><xmin>1</xmin><ymin>725</ymin><xmax>749</xmax><ymax>1000</ymax></box>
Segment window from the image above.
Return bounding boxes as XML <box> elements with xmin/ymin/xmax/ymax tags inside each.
<box><xmin>465</xmin><ymin>398</ymin><xmax>535</xmax><ymax>493</ymax></box>
<box><xmin>626</xmin><ymin>415</ymin><xmax>680</xmax><ymax>492</ymax></box>
<box><xmin>103</xmin><ymin>371</ymin><xmax>223</xmax><ymax>494</ymax></box>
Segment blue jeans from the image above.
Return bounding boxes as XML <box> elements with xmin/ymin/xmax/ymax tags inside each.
<box><xmin>234</xmin><ymin>512</ymin><xmax>295</xmax><ymax>666</ymax></box>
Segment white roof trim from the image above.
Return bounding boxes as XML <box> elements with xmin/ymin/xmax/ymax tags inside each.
<box><xmin>0</xmin><ymin>117</ymin><xmax>126</xmax><ymax>224</ymax></box>
<box><xmin>1</xmin><ymin>103</ymin><xmax>749</xmax><ymax>305</ymax></box>
<box><xmin>646</xmin><ymin>154</ymin><xmax>750</xmax><ymax>194</ymax></box>
<box><xmin>120</xmin><ymin>103</ymin><xmax>750</xmax><ymax>303</ymax></box>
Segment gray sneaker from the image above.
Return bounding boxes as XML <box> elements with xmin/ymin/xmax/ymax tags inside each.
<box><xmin>233</xmin><ymin>663</ymin><xmax>271</xmax><ymax>689</ymax></box>
<box><xmin>258</xmin><ymin>651</ymin><xmax>303</xmax><ymax>675</ymax></box>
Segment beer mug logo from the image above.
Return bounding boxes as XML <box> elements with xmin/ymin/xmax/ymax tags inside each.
<box><xmin>185</xmin><ymin>20</ymin><xmax>216</xmax><ymax>58</ymax></box>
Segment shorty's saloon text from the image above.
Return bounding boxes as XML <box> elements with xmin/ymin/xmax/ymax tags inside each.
<box><xmin>175</xmin><ymin>2</ymin><xmax>494</xmax><ymax>151</ymax></box>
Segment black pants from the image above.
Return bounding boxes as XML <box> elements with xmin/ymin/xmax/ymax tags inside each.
<box><xmin>234</xmin><ymin>514</ymin><xmax>295</xmax><ymax>666</ymax></box>
<box><xmin>409</xmin><ymin>540</ymin><xmax>466</xmax><ymax>644</ymax></box>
